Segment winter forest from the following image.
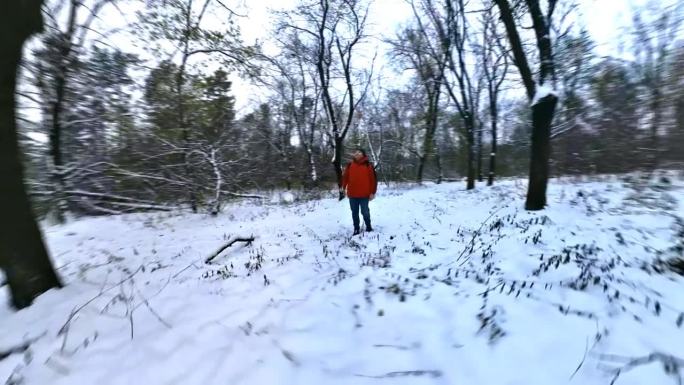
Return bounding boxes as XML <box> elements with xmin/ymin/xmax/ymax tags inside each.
<box><xmin>2</xmin><ymin>0</ymin><xmax>684</xmax><ymax>384</ymax></box>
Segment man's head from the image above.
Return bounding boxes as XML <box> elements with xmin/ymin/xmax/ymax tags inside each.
<box><xmin>352</xmin><ymin>148</ymin><xmax>367</xmax><ymax>161</ymax></box>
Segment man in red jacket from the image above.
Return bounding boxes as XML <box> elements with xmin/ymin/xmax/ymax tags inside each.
<box><xmin>341</xmin><ymin>148</ymin><xmax>377</xmax><ymax>235</ymax></box>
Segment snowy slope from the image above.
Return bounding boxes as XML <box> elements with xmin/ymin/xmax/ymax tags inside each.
<box><xmin>1</xmin><ymin>175</ymin><xmax>683</xmax><ymax>385</ymax></box>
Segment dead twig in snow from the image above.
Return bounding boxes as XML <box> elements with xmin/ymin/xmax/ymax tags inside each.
<box><xmin>128</xmin><ymin>311</ymin><xmax>134</xmax><ymax>340</ymax></box>
<box><xmin>354</xmin><ymin>370</ymin><xmax>443</xmax><ymax>378</ymax></box>
<box><xmin>569</xmin><ymin>337</ymin><xmax>590</xmax><ymax>380</ymax></box>
<box><xmin>58</xmin><ymin>266</ymin><xmax>143</xmax><ymax>338</ymax></box>
<box><xmin>455</xmin><ymin>206</ymin><xmax>505</xmax><ymax>265</ymax></box>
<box><xmin>570</xmin><ymin>318</ymin><xmax>605</xmax><ymax>380</ymax></box>
<box><xmin>126</xmin><ymin>281</ymin><xmax>135</xmax><ymax>340</ymax></box>
<box><xmin>172</xmin><ymin>261</ymin><xmax>200</xmax><ymax>279</ymax></box>
<box><xmin>134</xmin><ymin>287</ymin><xmax>172</xmax><ymax>329</ymax></box>
<box><xmin>205</xmin><ymin>236</ymin><xmax>256</xmax><ymax>264</ymax></box>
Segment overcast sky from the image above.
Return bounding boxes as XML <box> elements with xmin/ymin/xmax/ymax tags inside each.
<box><xmin>24</xmin><ymin>0</ymin><xmax>682</xmax><ymax>123</ymax></box>
<box><xmin>231</xmin><ymin>0</ymin><xmax>679</xmax><ymax>112</ymax></box>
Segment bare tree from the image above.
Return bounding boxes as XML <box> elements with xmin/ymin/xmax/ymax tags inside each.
<box><xmin>389</xmin><ymin>25</ymin><xmax>447</xmax><ymax>184</ymax></box>
<box><xmin>1</xmin><ymin>0</ymin><xmax>62</xmax><ymax>309</ymax></box>
<box><xmin>379</xmin><ymin>86</ymin><xmax>425</xmax><ymax>181</ymax></box>
<box><xmin>411</xmin><ymin>0</ymin><xmax>478</xmax><ymax>189</ymax></box>
<box><xmin>279</xmin><ymin>0</ymin><xmax>373</xmax><ymax>198</ymax></box>
<box><xmin>263</xmin><ymin>31</ymin><xmax>322</xmax><ymax>187</ymax></box>
<box><xmin>477</xmin><ymin>5</ymin><xmax>509</xmax><ymax>186</ymax></box>
<box><xmin>630</xmin><ymin>1</ymin><xmax>683</xmax><ymax>169</ymax></box>
<box><xmin>493</xmin><ymin>0</ymin><xmax>559</xmax><ymax>210</ymax></box>
<box><xmin>32</xmin><ymin>0</ymin><xmax>114</xmax><ymax>223</ymax></box>
<box><xmin>358</xmin><ymin>77</ymin><xmax>390</xmax><ymax>185</ymax></box>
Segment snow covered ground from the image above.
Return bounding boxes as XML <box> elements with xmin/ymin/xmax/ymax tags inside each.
<box><xmin>2</xmin><ymin>174</ymin><xmax>684</xmax><ymax>385</ymax></box>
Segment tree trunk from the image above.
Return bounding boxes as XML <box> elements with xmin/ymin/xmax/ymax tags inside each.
<box><xmin>178</xmin><ymin>29</ymin><xmax>198</xmax><ymax>213</ymax></box>
<box><xmin>1</xmin><ymin>0</ymin><xmax>62</xmax><ymax>309</ymax></box>
<box><xmin>495</xmin><ymin>0</ymin><xmax>558</xmax><ymax>209</ymax></box>
<box><xmin>650</xmin><ymin>87</ymin><xmax>661</xmax><ymax>170</ymax></box>
<box><xmin>435</xmin><ymin>150</ymin><xmax>443</xmax><ymax>184</ymax></box>
<box><xmin>286</xmin><ymin>152</ymin><xmax>295</xmax><ymax>190</ymax></box>
<box><xmin>466</xmin><ymin>116</ymin><xmax>476</xmax><ymax>190</ymax></box>
<box><xmin>487</xmin><ymin>95</ymin><xmax>498</xmax><ymax>186</ymax></box>
<box><xmin>525</xmin><ymin>94</ymin><xmax>558</xmax><ymax>210</ymax></box>
<box><xmin>300</xmin><ymin>145</ymin><xmax>317</xmax><ymax>189</ymax></box>
<box><xmin>419</xmin><ymin>86</ymin><xmax>441</xmax><ymax>186</ymax></box>
<box><xmin>476</xmin><ymin>122</ymin><xmax>483</xmax><ymax>182</ymax></box>
<box><xmin>306</xmin><ymin>147</ymin><xmax>317</xmax><ymax>183</ymax></box>
<box><xmin>333</xmin><ymin>137</ymin><xmax>344</xmax><ymax>199</ymax></box>
<box><xmin>416</xmin><ymin>155</ymin><xmax>426</xmax><ymax>184</ymax></box>
<box><xmin>49</xmin><ymin>71</ymin><xmax>68</xmax><ymax>223</ymax></box>
<box><xmin>209</xmin><ymin>148</ymin><xmax>221</xmax><ymax>216</ymax></box>
<box><xmin>47</xmin><ymin>0</ymin><xmax>79</xmax><ymax>223</ymax></box>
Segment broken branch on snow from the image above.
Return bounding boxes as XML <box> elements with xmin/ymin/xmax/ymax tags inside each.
<box><xmin>205</xmin><ymin>237</ymin><xmax>256</xmax><ymax>264</ymax></box>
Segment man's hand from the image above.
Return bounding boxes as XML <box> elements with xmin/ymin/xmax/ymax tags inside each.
<box><xmin>369</xmin><ymin>193</ymin><xmax>375</xmax><ymax>201</ymax></box>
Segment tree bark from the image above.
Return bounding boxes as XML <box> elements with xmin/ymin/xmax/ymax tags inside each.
<box><xmin>1</xmin><ymin>0</ymin><xmax>63</xmax><ymax>309</ymax></box>
<box><xmin>495</xmin><ymin>0</ymin><xmax>558</xmax><ymax>210</ymax></box>
<box><xmin>419</xmin><ymin>85</ymin><xmax>441</xmax><ymax>184</ymax></box>
<box><xmin>305</xmin><ymin>148</ymin><xmax>317</xmax><ymax>186</ymax></box>
<box><xmin>209</xmin><ymin>147</ymin><xmax>221</xmax><ymax>216</ymax></box>
<box><xmin>493</xmin><ymin>0</ymin><xmax>536</xmax><ymax>101</ymax></box>
<box><xmin>526</xmin><ymin>94</ymin><xmax>557</xmax><ymax>210</ymax></box>
<box><xmin>465</xmin><ymin>114</ymin><xmax>475</xmax><ymax>190</ymax></box>
<box><xmin>416</xmin><ymin>155</ymin><xmax>426</xmax><ymax>184</ymax></box>
<box><xmin>47</xmin><ymin>0</ymin><xmax>79</xmax><ymax>223</ymax></box>
<box><xmin>487</xmin><ymin>97</ymin><xmax>498</xmax><ymax>186</ymax></box>
<box><xmin>435</xmin><ymin>151</ymin><xmax>443</xmax><ymax>184</ymax></box>
<box><xmin>315</xmin><ymin>0</ymin><xmax>344</xmax><ymax>198</ymax></box>
<box><xmin>431</xmin><ymin>0</ymin><xmax>475</xmax><ymax>191</ymax></box>
<box><xmin>178</xmin><ymin>13</ymin><xmax>199</xmax><ymax>213</ymax></box>
<box><xmin>333</xmin><ymin>138</ymin><xmax>344</xmax><ymax>196</ymax></box>
<box><xmin>476</xmin><ymin>122</ymin><xmax>483</xmax><ymax>182</ymax></box>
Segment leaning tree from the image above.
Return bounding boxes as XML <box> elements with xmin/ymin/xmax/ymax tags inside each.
<box><xmin>1</xmin><ymin>0</ymin><xmax>62</xmax><ymax>309</ymax></box>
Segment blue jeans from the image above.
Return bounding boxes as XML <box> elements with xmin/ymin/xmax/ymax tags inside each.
<box><xmin>349</xmin><ymin>198</ymin><xmax>371</xmax><ymax>230</ymax></box>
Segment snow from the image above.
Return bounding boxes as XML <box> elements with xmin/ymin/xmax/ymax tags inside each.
<box><xmin>2</xmin><ymin>174</ymin><xmax>684</xmax><ymax>385</ymax></box>
<box><xmin>531</xmin><ymin>83</ymin><xmax>557</xmax><ymax>106</ymax></box>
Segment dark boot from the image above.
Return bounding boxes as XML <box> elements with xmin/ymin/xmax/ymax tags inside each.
<box><xmin>353</xmin><ymin>228</ymin><xmax>361</xmax><ymax>236</ymax></box>
<box><xmin>366</xmin><ymin>225</ymin><xmax>373</xmax><ymax>232</ymax></box>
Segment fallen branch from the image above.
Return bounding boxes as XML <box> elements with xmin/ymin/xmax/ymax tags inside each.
<box><xmin>221</xmin><ymin>190</ymin><xmax>267</xmax><ymax>200</ymax></box>
<box><xmin>205</xmin><ymin>237</ymin><xmax>255</xmax><ymax>264</ymax></box>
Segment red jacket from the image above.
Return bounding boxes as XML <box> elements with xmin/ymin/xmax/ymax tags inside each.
<box><xmin>342</xmin><ymin>156</ymin><xmax>377</xmax><ymax>198</ymax></box>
